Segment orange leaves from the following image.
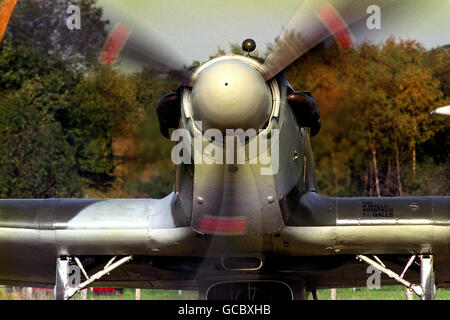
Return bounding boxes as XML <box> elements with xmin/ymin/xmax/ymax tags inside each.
<box><xmin>287</xmin><ymin>39</ymin><xmax>447</xmax><ymax>196</ymax></box>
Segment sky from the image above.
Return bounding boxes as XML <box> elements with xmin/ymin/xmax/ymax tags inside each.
<box><xmin>97</xmin><ymin>0</ymin><xmax>450</xmax><ymax>66</ymax></box>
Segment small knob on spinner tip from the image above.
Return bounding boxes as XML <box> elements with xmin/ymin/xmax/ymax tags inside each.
<box><xmin>242</xmin><ymin>39</ymin><xmax>256</xmax><ymax>55</ymax></box>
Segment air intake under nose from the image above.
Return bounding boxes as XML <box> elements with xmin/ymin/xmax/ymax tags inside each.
<box><xmin>191</xmin><ymin>60</ymin><xmax>273</xmax><ymax>133</ymax></box>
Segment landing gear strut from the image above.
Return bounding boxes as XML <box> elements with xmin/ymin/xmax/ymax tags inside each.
<box><xmin>54</xmin><ymin>255</ymin><xmax>133</xmax><ymax>300</ymax></box>
<box><xmin>357</xmin><ymin>254</ymin><xmax>436</xmax><ymax>300</ymax></box>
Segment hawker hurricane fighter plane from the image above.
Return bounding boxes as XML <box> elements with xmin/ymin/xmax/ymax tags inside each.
<box><xmin>0</xmin><ymin>0</ymin><xmax>448</xmax><ymax>300</ymax></box>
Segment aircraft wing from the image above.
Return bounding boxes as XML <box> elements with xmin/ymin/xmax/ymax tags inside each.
<box><xmin>431</xmin><ymin>106</ymin><xmax>450</xmax><ymax>118</ymax></box>
<box><xmin>286</xmin><ymin>191</ymin><xmax>448</xmax><ymax>255</ymax></box>
<box><xmin>0</xmin><ymin>191</ymin><xmax>448</xmax><ymax>296</ymax></box>
<box><xmin>279</xmin><ymin>191</ymin><xmax>450</xmax><ymax>289</ymax></box>
<box><xmin>0</xmin><ymin>193</ymin><xmax>199</xmax><ymax>288</ymax></box>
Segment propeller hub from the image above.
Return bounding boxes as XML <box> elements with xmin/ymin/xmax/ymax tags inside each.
<box><xmin>191</xmin><ymin>59</ymin><xmax>272</xmax><ymax>133</ymax></box>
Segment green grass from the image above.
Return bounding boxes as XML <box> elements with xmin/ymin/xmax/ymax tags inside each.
<box><xmin>312</xmin><ymin>286</ymin><xmax>450</xmax><ymax>300</ymax></box>
<box><xmin>1</xmin><ymin>286</ymin><xmax>449</xmax><ymax>300</ymax></box>
<box><xmin>74</xmin><ymin>289</ymin><xmax>199</xmax><ymax>300</ymax></box>
<box><xmin>0</xmin><ymin>287</ymin><xmax>198</xmax><ymax>300</ymax></box>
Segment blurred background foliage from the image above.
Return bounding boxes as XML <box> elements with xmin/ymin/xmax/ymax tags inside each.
<box><xmin>286</xmin><ymin>40</ymin><xmax>449</xmax><ymax>197</ymax></box>
<box><xmin>0</xmin><ymin>0</ymin><xmax>448</xmax><ymax>199</ymax></box>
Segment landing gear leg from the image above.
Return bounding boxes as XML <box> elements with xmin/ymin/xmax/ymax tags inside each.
<box><xmin>357</xmin><ymin>254</ymin><xmax>436</xmax><ymax>300</ymax></box>
<box><xmin>420</xmin><ymin>255</ymin><xmax>435</xmax><ymax>300</ymax></box>
<box><xmin>54</xmin><ymin>257</ymin><xmax>69</xmax><ymax>300</ymax></box>
<box><xmin>311</xmin><ymin>289</ymin><xmax>318</xmax><ymax>300</ymax></box>
<box><xmin>54</xmin><ymin>255</ymin><xmax>133</xmax><ymax>300</ymax></box>
<box><xmin>291</xmin><ymin>281</ymin><xmax>307</xmax><ymax>300</ymax></box>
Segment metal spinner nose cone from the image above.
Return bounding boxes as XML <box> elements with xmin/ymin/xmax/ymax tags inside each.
<box><xmin>191</xmin><ymin>59</ymin><xmax>272</xmax><ymax>133</ymax></box>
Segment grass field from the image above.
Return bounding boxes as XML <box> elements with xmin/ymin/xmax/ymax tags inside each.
<box><xmin>1</xmin><ymin>286</ymin><xmax>449</xmax><ymax>300</ymax></box>
<box><xmin>313</xmin><ymin>287</ymin><xmax>450</xmax><ymax>300</ymax></box>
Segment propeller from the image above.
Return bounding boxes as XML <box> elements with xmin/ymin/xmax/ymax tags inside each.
<box><xmin>99</xmin><ymin>4</ymin><xmax>193</xmax><ymax>84</ymax></box>
<box><xmin>1</xmin><ymin>0</ymin><xmax>192</xmax><ymax>83</ymax></box>
<box><xmin>262</xmin><ymin>0</ymin><xmax>395</xmax><ymax>80</ymax></box>
<box><xmin>1</xmin><ymin>0</ymin><xmax>400</xmax><ymax>85</ymax></box>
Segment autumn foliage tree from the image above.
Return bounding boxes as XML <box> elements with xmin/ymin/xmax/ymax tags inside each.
<box><xmin>0</xmin><ymin>0</ymin><xmax>138</xmax><ymax>197</ymax></box>
<box><xmin>287</xmin><ymin>39</ymin><xmax>448</xmax><ymax>197</ymax></box>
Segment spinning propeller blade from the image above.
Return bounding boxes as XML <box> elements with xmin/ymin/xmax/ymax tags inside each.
<box><xmin>262</xmin><ymin>0</ymin><xmax>395</xmax><ymax>80</ymax></box>
<box><xmin>99</xmin><ymin>3</ymin><xmax>192</xmax><ymax>83</ymax></box>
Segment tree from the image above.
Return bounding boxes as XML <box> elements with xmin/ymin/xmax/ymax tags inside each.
<box><xmin>4</xmin><ymin>0</ymin><xmax>109</xmax><ymax>70</ymax></box>
<box><xmin>0</xmin><ymin>39</ymin><xmax>83</xmax><ymax>198</ymax></box>
<box><xmin>123</xmin><ymin>68</ymin><xmax>180</xmax><ymax>198</ymax></box>
<box><xmin>65</xmin><ymin>67</ymin><xmax>138</xmax><ymax>188</ymax></box>
<box><xmin>0</xmin><ymin>0</ymin><xmax>136</xmax><ymax>196</ymax></box>
<box><xmin>0</xmin><ymin>80</ymin><xmax>81</xmax><ymax>198</ymax></box>
<box><xmin>286</xmin><ymin>39</ymin><xmax>448</xmax><ymax>197</ymax></box>
<box><xmin>423</xmin><ymin>45</ymin><xmax>450</xmax><ymax>99</ymax></box>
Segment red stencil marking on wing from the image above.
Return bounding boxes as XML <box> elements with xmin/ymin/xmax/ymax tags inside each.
<box><xmin>0</xmin><ymin>0</ymin><xmax>18</xmax><ymax>44</ymax></box>
<box><xmin>316</xmin><ymin>2</ymin><xmax>354</xmax><ymax>49</ymax></box>
<box><xmin>199</xmin><ymin>215</ymin><xmax>247</xmax><ymax>235</ymax></box>
<box><xmin>100</xmin><ymin>24</ymin><xmax>132</xmax><ymax>65</ymax></box>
